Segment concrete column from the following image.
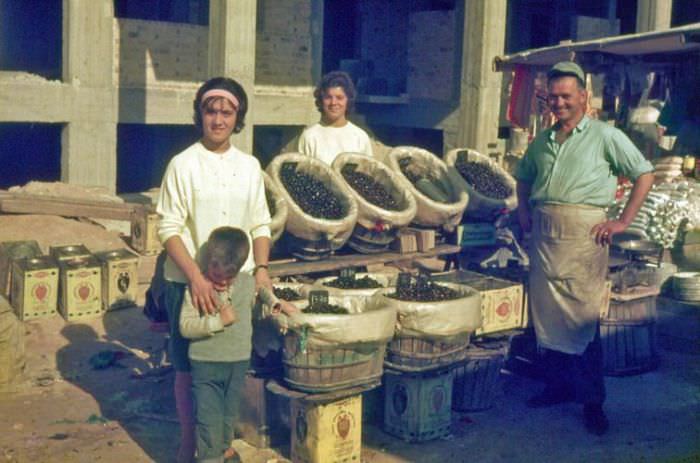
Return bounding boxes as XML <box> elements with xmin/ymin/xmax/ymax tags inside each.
<box><xmin>61</xmin><ymin>0</ymin><xmax>117</xmax><ymax>192</ymax></box>
<box><xmin>61</xmin><ymin>122</ymin><xmax>117</xmax><ymax>191</ymax></box>
<box><xmin>636</xmin><ymin>0</ymin><xmax>673</xmax><ymax>33</ymax></box>
<box><xmin>456</xmin><ymin>0</ymin><xmax>507</xmax><ymax>156</ymax></box>
<box><xmin>208</xmin><ymin>0</ymin><xmax>257</xmax><ymax>154</ymax></box>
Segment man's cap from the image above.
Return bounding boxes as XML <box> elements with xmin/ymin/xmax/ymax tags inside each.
<box><xmin>547</xmin><ymin>61</ymin><xmax>585</xmax><ymax>83</ymax></box>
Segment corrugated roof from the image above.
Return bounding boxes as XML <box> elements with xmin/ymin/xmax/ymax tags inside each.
<box><xmin>493</xmin><ymin>23</ymin><xmax>700</xmax><ymax>71</ymax></box>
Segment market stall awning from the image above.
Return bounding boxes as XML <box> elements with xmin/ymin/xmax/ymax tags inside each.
<box><xmin>494</xmin><ymin>23</ymin><xmax>700</xmax><ymax>71</ymax></box>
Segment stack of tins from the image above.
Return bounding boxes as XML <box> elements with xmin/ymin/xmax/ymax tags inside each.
<box><xmin>452</xmin><ymin>337</ymin><xmax>510</xmax><ymax>412</ymax></box>
<box><xmin>10</xmin><ymin>256</ymin><xmax>59</xmax><ymax>321</ymax></box>
<box><xmin>94</xmin><ymin>249</ymin><xmax>139</xmax><ymax>311</ymax></box>
<box><xmin>0</xmin><ymin>240</ymin><xmax>42</xmax><ymax>298</ymax></box>
<box><xmin>382</xmin><ymin>367</ymin><xmax>453</xmax><ymax>442</ymax></box>
<box><xmin>601</xmin><ymin>285</ymin><xmax>660</xmax><ymax>376</ymax></box>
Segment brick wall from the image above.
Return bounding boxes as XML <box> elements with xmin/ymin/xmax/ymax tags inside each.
<box><xmin>114</xmin><ymin>19</ymin><xmax>207</xmax><ymax>87</ymax></box>
<box><xmin>407</xmin><ymin>10</ymin><xmax>456</xmax><ymax>101</ymax></box>
<box><xmin>255</xmin><ymin>0</ymin><xmax>314</xmax><ymax>87</ymax></box>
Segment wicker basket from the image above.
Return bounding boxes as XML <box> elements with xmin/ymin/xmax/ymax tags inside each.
<box><xmin>385</xmin><ymin>334</ymin><xmax>470</xmax><ymax>372</ymax></box>
<box><xmin>282</xmin><ymin>334</ymin><xmax>386</xmax><ymax>393</ymax></box>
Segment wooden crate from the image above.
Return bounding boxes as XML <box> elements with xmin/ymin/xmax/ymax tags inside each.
<box><xmin>95</xmin><ymin>249</ymin><xmax>139</xmax><ymax>311</ymax></box>
<box><xmin>432</xmin><ymin>270</ymin><xmax>524</xmax><ymax>336</ymax></box>
<box><xmin>130</xmin><ymin>210</ymin><xmax>162</xmax><ymax>256</ymax></box>
<box><xmin>238</xmin><ymin>374</ymin><xmax>290</xmax><ymax>449</ymax></box>
<box><xmin>10</xmin><ymin>256</ymin><xmax>59</xmax><ymax>321</ymax></box>
<box><xmin>408</xmin><ymin>228</ymin><xmax>435</xmax><ymax>252</ymax></box>
<box><xmin>602</xmin><ymin>287</ymin><xmax>659</xmax><ymax>376</ymax></box>
<box><xmin>58</xmin><ymin>257</ymin><xmax>103</xmax><ymax>321</ymax></box>
<box><xmin>390</xmin><ymin>231</ymin><xmax>417</xmax><ymax>254</ymax></box>
<box><xmin>452</xmin><ymin>338</ymin><xmax>509</xmax><ymax>412</ymax></box>
<box><xmin>382</xmin><ymin>368</ymin><xmax>453</xmax><ymax>442</ymax></box>
<box><xmin>291</xmin><ymin>394</ymin><xmax>362</xmax><ymax>463</ymax></box>
<box><xmin>0</xmin><ymin>240</ymin><xmax>42</xmax><ymax>298</ymax></box>
<box><xmin>49</xmin><ymin>244</ymin><xmax>92</xmax><ymax>262</ymax></box>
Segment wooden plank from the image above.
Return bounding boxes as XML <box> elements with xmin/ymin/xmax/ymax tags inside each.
<box><xmin>268</xmin><ymin>244</ymin><xmax>461</xmax><ymax>277</ymax></box>
<box><xmin>0</xmin><ymin>192</ymin><xmax>148</xmax><ymax>221</ymax></box>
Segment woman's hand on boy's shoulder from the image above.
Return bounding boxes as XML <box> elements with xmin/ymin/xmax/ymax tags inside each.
<box><xmin>189</xmin><ymin>273</ymin><xmax>219</xmax><ymax>315</ymax></box>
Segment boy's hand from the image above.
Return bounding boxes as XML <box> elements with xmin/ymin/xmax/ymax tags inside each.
<box><xmin>275</xmin><ymin>300</ymin><xmax>299</xmax><ymax>316</ymax></box>
<box><xmin>219</xmin><ymin>304</ymin><xmax>237</xmax><ymax>326</ymax></box>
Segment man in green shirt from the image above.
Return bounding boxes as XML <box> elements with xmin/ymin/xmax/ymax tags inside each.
<box><xmin>515</xmin><ymin>61</ymin><xmax>654</xmax><ymax>435</ymax></box>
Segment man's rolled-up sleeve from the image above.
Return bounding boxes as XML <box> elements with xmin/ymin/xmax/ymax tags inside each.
<box><xmin>605</xmin><ymin>129</ymin><xmax>654</xmax><ymax>180</ymax></box>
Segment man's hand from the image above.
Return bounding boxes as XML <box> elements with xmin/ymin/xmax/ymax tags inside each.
<box><xmin>219</xmin><ymin>304</ymin><xmax>236</xmax><ymax>326</ymax></box>
<box><xmin>591</xmin><ymin>219</ymin><xmax>628</xmax><ymax>246</ymax></box>
<box><xmin>189</xmin><ymin>273</ymin><xmax>219</xmax><ymax>315</ymax></box>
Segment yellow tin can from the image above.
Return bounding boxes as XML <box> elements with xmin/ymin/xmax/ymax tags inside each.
<box><xmin>131</xmin><ymin>210</ymin><xmax>162</xmax><ymax>255</ymax></box>
<box><xmin>49</xmin><ymin>244</ymin><xmax>92</xmax><ymax>262</ymax></box>
<box><xmin>58</xmin><ymin>257</ymin><xmax>103</xmax><ymax>321</ymax></box>
<box><xmin>95</xmin><ymin>249</ymin><xmax>139</xmax><ymax>311</ymax></box>
<box><xmin>0</xmin><ymin>240</ymin><xmax>42</xmax><ymax>298</ymax></box>
<box><xmin>291</xmin><ymin>394</ymin><xmax>362</xmax><ymax>463</ymax></box>
<box><xmin>10</xmin><ymin>256</ymin><xmax>59</xmax><ymax>320</ymax></box>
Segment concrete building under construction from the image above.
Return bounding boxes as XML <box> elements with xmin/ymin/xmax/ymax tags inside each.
<box><xmin>0</xmin><ymin>0</ymin><xmax>687</xmax><ymax>194</ymax></box>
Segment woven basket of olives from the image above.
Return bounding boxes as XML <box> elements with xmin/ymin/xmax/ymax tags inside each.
<box><xmin>313</xmin><ymin>269</ymin><xmax>393</xmax><ymax>301</ymax></box>
<box><xmin>262</xmin><ymin>171</ymin><xmax>289</xmax><ymax>244</ymax></box>
<box><xmin>332</xmin><ymin>153</ymin><xmax>417</xmax><ymax>253</ymax></box>
<box><xmin>445</xmin><ymin>148</ymin><xmax>517</xmax><ymax>217</ymax></box>
<box><xmin>387</xmin><ymin>146</ymin><xmax>469</xmax><ymax>231</ymax></box>
<box><xmin>266</xmin><ymin>153</ymin><xmax>358</xmax><ymax>252</ymax></box>
<box><xmin>278</xmin><ymin>291</ymin><xmax>397</xmax><ymax>392</ymax></box>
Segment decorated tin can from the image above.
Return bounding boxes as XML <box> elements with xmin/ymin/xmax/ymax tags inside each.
<box><xmin>95</xmin><ymin>249</ymin><xmax>139</xmax><ymax>311</ymax></box>
<box><xmin>10</xmin><ymin>256</ymin><xmax>59</xmax><ymax>320</ymax></box>
<box><xmin>58</xmin><ymin>257</ymin><xmax>102</xmax><ymax>321</ymax></box>
<box><xmin>0</xmin><ymin>240</ymin><xmax>42</xmax><ymax>298</ymax></box>
<box><xmin>49</xmin><ymin>244</ymin><xmax>92</xmax><ymax>263</ymax></box>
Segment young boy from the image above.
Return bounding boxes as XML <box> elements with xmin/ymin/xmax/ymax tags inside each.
<box><xmin>179</xmin><ymin>226</ymin><xmax>293</xmax><ymax>462</ymax></box>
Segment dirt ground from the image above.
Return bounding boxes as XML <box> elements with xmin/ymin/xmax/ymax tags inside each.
<box><xmin>1</xmin><ymin>303</ymin><xmax>698</xmax><ymax>463</ymax></box>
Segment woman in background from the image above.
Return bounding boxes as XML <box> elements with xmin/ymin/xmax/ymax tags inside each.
<box><xmin>298</xmin><ymin>70</ymin><xmax>373</xmax><ymax>165</ymax></box>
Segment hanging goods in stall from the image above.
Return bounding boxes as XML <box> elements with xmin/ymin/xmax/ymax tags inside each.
<box><xmin>262</xmin><ymin>171</ymin><xmax>289</xmax><ymax>244</ymax></box>
<box><xmin>386</xmin><ymin>146</ymin><xmax>469</xmax><ymax>232</ymax></box>
<box><xmin>266</xmin><ymin>153</ymin><xmax>358</xmax><ymax>261</ymax></box>
<box><xmin>445</xmin><ymin>148</ymin><xmax>518</xmax><ymax>217</ymax></box>
<box><xmin>276</xmin><ymin>293</ymin><xmax>396</xmax><ymax>392</ymax></box>
<box><xmin>332</xmin><ymin>153</ymin><xmax>417</xmax><ymax>253</ymax></box>
<box><xmin>378</xmin><ymin>276</ymin><xmax>482</xmax><ymax>372</ymax></box>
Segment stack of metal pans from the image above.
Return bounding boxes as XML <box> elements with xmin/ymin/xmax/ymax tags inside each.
<box><xmin>672</xmin><ymin>272</ymin><xmax>700</xmax><ymax>302</ymax></box>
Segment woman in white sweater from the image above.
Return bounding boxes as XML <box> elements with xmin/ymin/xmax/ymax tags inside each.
<box><xmin>298</xmin><ymin>71</ymin><xmax>373</xmax><ymax>165</ymax></box>
<box><xmin>156</xmin><ymin>77</ymin><xmax>273</xmax><ymax>463</ymax></box>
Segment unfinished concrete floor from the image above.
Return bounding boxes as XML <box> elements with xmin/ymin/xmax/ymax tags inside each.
<box><xmin>0</xmin><ymin>306</ymin><xmax>698</xmax><ymax>463</ymax></box>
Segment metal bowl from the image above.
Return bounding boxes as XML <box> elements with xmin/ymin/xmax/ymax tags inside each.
<box><xmin>615</xmin><ymin>239</ymin><xmax>663</xmax><ymax>256</ymax></box>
